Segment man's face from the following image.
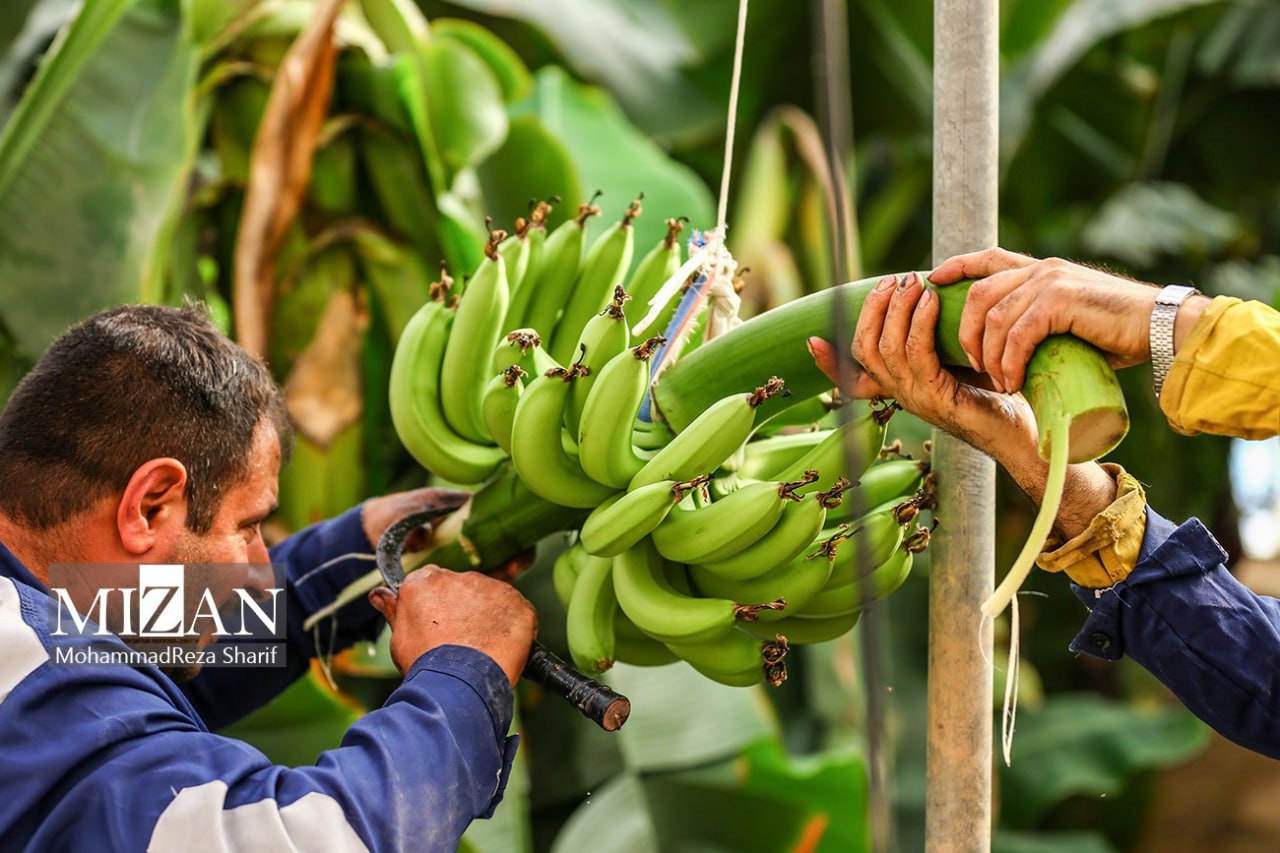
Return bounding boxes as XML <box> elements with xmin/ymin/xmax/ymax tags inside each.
<box><xmin>162</xmin><ymin>421</ymin><xmax>282</xmax><ymax>680</ymax></box>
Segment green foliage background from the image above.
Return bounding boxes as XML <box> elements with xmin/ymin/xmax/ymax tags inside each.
<box><xmin>3</xmin><ymin>0</ymin><xmax>1278</xmax><ymax>850</ymax></box>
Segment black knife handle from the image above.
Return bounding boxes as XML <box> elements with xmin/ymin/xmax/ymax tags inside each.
<box><xmin>375</xmin><ymin>508</ymin><xmax>630</xmax><ymax>732</ymax></box>
<box><xmin>522</xmin><ymin>644</ymin><xmax>631</xmax><ymax>731</ymax></box>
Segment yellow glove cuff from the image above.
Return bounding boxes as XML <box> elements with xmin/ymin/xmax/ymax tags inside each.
<box><xmin>1036</xmin><ymin>464</ymin><xmax>1146</xmax><ymax>588</ymax></box>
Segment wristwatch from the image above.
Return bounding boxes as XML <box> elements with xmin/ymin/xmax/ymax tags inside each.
<box><xmin>1149</xmin><ymin>284</ymin><xmax>1199</xmax><ymax>398</ymax></box>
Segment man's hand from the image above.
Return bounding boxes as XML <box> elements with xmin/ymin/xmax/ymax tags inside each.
<box><xmin>809</xmin><ymin>272</ymin><xmax>1118</xmax><ymax>539</ymax></box>
<box><xmin>361</xmin><ymin>487</ymin><xmax>471</xmax><ymax>550</ymax></box>
<box><xmin>368</xmin><ymin>567</ymin><xmax>537</xmax><ymax>687</ymax></box>
<box><xmin>810</xmin><ymin>273</ymin><xmax>1040</xmax><ymax>462</ymax></box>
<box><xmin>929</xmin><ymin>248</ymin><xmax>1209</xmax><ymax>394</ymax></box>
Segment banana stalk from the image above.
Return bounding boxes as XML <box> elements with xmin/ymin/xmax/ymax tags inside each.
<box><xmin>303</xmin><ymin>467</ymin><xmax>583</xmax><ymax>631</ymax></box>
<box><xmin>653</xmin><ymin>275</ymin><xmax>1128</xmax><ymax>464</ymax></box>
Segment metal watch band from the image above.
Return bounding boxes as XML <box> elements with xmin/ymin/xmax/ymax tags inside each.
<box><xmin>1150</xmin><ymin>284</ymin><xmax>1198</xmax><ymax>398</ymax></box>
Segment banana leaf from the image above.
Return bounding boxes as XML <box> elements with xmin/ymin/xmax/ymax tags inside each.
<box><xmin>0</xmin><ymin>0</ymin><xmax>42</xmax><ymax>57</ymax></box>
<box><xmin>997</xmin><ymin>693</ymin><xmax>1208</xmax><ymax>828</ymax></box>
<box><xmin>0</xmin><ymin>0</ymin><xmax>201</xmax><ymax>359</ymax></box>
<box><xmin>514</xmin><ymin>67</ymin><xmax>714</xmax><ymax>261</ymax></box>
<box><xmin>0</xmin><ymin>0</ymin><xmax>75</xmax><ymax>123</ymax></box>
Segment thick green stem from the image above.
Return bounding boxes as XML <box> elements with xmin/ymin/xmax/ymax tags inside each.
<box><xmin>422</xmin><ymin>467</ymin><xmax>587</xmax><ymax>569</ymax></box>
<box><xmin>982</xmin><ymin>411</ymin><xmax>1070</xmax><ymax>619</ymax></box>
<box><xmin>653</xmin><ymin>274</ymin><xmax>1129</xmax><ymax>463</ymax></box>
<box><xmin>302</xmin><ymin>467</ymin><xmax>583</xmax><ymax>630</ymax></box>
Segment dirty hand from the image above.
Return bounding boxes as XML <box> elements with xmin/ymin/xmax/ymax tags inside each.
<box><xmin>368</xmin><ymin>567</ymin><xmax>537</xmax><ymax>687</ymax></box>
<box><xmin>809</xmin><ymin>271</ymin><xmax>1120</xmax><ymax>539</ymax></box>
<box><xmin>360</xmin><ymin>488</ymin><xmax>471</xmax><ymax>551</ymax></box>
<box><xmin>809</xmin><ymin>272</ymin><xmax>1039</xmax><ymax>466</ymax></box>
<box><xmin>929</xmin><ymin>248</ymin><xmax>1210</xmax><ymax>394</ymax></box>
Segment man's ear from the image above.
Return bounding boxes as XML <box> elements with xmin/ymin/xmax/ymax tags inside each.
<box><xmin>117</xmin><ymin>458</ymin><xmax>189</xmax><ymax>556</ymax></box>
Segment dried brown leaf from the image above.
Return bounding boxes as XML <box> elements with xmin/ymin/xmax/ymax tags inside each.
<box><xmin>284</xmin><ymin>288</ymin><xmax>366</xmax><ymax>447</ymax></box>
<box><xmin>233</xmin><ymin>0</ymin><xmax>345</xmax><ymax>357</ymax></box>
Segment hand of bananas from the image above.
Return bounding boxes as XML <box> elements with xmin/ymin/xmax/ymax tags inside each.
<box><xmin>389</xmin><ymin>198</ymin><xmax>935</xmax><ymax>688</ymax></box>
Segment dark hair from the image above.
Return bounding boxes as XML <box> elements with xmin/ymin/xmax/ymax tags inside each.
<box><xmin>0</xmin><ymin>304</ymin><xmax>292</xmax><ymax>533</ymax></box>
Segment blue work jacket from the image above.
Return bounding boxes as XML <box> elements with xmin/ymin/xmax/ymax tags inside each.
<box><xmin>0</xmin><ymin>506</ymin><xmax>516</xmax><ymax>851</ymax></box>
<box><xmin>1071</xmin><ymin>507</ymin><xmax>1280</xmax><ymax>758</ymax></box>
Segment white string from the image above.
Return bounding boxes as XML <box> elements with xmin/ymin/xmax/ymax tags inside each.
<box><xmin>632</xmin><ymin>0</ymin><xmax>750</xmax><ymax>342</ymax></box>
<box><xmin>293</xmin><ymin>551</ymin><xmax>377</xmax><ymax>588</ymax></box>
<box><xmin>717</xmin><ymin>0</ymin><xmax>750</xmax><ymax>232</ymax></box>
<box><xmin>313</xmin><ymin>620</ymin><xmax>338</xmax><ymax>691</ymax></box>
<box><xmin>1001</xmin><ymin>595</ymin><xmax>1021</xmax><ymax>766</ymax></box>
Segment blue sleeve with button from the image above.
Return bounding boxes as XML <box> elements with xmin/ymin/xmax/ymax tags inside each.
<box><xmin>1070</xmin><ymin>507</ymin><xmax>1280</xmax><ymax>758</ymax></box>
<box><xmin>183</xmin><ymin>505</ymin><xmax>386</xmax><ymax>729</ymax></box>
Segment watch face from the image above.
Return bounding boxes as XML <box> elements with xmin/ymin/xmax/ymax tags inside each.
<box><xmin>1159</xmin><ymin>285</ymin><xmax>1197</xmax><ymax>306</ymax></box>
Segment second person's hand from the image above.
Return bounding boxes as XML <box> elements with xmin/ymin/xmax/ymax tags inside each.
<box><xmin>808</xmin><ymin>271</ymin><xmax>1120</xmax><ymax>539</ymax></box>
<box><xmin>927</xmin><ymin>248</ymin><xmax>1210</xmax><ymax>394</ymax></box>
<box><xmin>809</xmin><ymin>272</ymin><xmax>1040</xmax><ymax>464</ymax></box>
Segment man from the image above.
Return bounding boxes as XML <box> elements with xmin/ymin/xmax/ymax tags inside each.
<box><xmin>0</xmin><ymin>305</ymin><xmax>537</xmax><ymax>851</ymax></box>
<box><xmin>811</xmin><ymin>249</ymin><xmax>1280</xmax><ymax>757</ymax></box>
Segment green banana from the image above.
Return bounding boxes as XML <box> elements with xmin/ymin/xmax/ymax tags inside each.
<box><xmin>510</xmin><ymin>366</ymin><xmax>618</xmax><ymax>508</ymax></box>
<box><xmin>564</xmin><ymin>288</ymin><xmax>631</xmax><ymax>436</ymax></box>
<box><xmin>480</xmin><ymin>365</ymin><xmax>525</xmax><ymax>454</ymax></box>
<box><xmin>691</xmin><ymin>544</ymin><xmax>835</xmax><ymax>623</ymax></box>
<box><xmin>692</xmin><ymin>487</ymin><xmax>835</xmax><ymax>581</ymax></box>
<box><xmin>739</xmin><ymin>430</ymin><xmax>831</xmax><ymax>480</ymax></box>
<box><xmin>614</xmin><ymin>614</ymin><xmax>680</xmax><ymax>666</ymax></box>
<box><xmin>612</xmin><ymin>541</ymin><xmax>783</xmax><ymax>645</ymax></box>
<box><xmin>388</xmin><ymin>297</ymin><xmax>506</xmax><ymax>484</ymax></box>
<box><xmin>500</xmin><ymin>199</ymin><xmax>553</xmax><ymax>329</ymax></box>
<box><xmin>650</xmin><ymin>476</ymin><xmax>814</xmax><ymax>565</ymax></box>
<box><xmin>666</xmin><ymin>627</ymin><xmax>787</xmax><ymax>688</ymax></box>
<box><xmin>491</xmin><ymin>328</ymin><xmax>543</xmax><ymax>376</ymax></box>
<box><xmin>550</xmin><ymin>196</ymin><xmax>641</xmax><ymax>363</ymax></box>
<box><xmin>744</xmin><ymin>610</ymin><xmax>861</xmax><ymax>644</ymax></box>
<box><xmin>579</xmin><ymin>477</ymin><xmax>703</xmax><ymax>558</ymax></box>
<box><xmin>440</xmin><ymin>232</ymin><xmax>510</xmax><ymax>442</ymax></box>
<box><xmin>821</xmin><ymin>502</ymin><xmax>910</xmax><ymax>589</ymax></box>
<box><xmin>532</xmin><ymin>344</ymin><xmax>561</xmax><ymax>375</ymax></box>
<box><xmin>799</xmin><ymin>549</ymin><xmax>914</xmax><ymax>618</ymax></box>
<box><xmin>576</xmin><ymin>337</ymin><xmax>666</xmax><ymax>488</ymax></box>
<box><xmin>630</xmin><ymin>378</ymin><xmax>789</xmax><ymax>491</ymax></box>
<box><xmin>523</xmin><ymin>222</ymin><xmax>546</xmax><ymax>291</ymax></box>
<box><xmin>522</xmin><ymin>200</ymin><xmax>597</xmax><ymax>345</ymax></box>
<box><xmin>773</xmin><ymin>407</ymin><xmax>890</xmax><ymax>491</ymax></box>
<box><xmin>624</xmin><ymin>217</ymin><xmax>685</xmax><ymax>329</ymax></box>
<box><xmin>552</xmin><ymin>540</ymin><xmax>589</xmax><ymax>609</ymax></box>
<box><xmin>827</xmin><ymin>458</ymin><xmax>930</xmax><ymax>523</ymax></box>
<box><xmin>565</xmin><ymin>553</ymin><xmax>618</xmax><ymax>673</ymax></box>
<box><xmin>633</xmin><ymin>417</ymin><xmax>675</xmax><ymax>452</ymax></box>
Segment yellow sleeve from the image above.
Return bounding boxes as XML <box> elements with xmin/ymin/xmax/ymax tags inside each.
<box><xmin>1036</xmin><ymin>465</ymin><xmax>1146</xmax><ymax>588</ymax></box>
<box><xmin>1160</xmin><ymin>296</ymin><xmax>1280</xmax><ymax>439</ymax></box>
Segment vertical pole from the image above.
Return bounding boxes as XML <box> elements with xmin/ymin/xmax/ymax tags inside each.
<box><xmin>813</xmin><ymin>1</ymin><xmax>894</xmax><ymax>849</ymax></box>
<box><xmin>926</xmin><ymin>0</ymin><xmax>998</xmax><ymax>850</ymax></box>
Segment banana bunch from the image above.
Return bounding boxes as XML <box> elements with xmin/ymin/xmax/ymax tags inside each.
<box><xmin>388</xmin><ymin>198</ymin><xmax>679</xmax><ymax>486</ymax></box>
<box><xmin>390</xmin><ymin>195</ymin><xmax>935</xmax><ymax>688</ymax></box>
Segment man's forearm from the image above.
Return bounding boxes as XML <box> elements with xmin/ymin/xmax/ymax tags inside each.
<box><xmin>1070</xmin><ymin>509</ymin><xmax>1280</xmax><ymax>759</ymax></box>
<box><xmin>994</xmin><ymin>449</ymin><xmax>1118</xmax><ymax>539</ymax></box>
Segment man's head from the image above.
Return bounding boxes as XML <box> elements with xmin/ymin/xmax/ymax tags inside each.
<box><xmin>0</xmin><ymin>304</ymin><xmax>291</xmax><ymax>538</ymax></box>
<box><xmin>0</xmin><ymin>305</ymin><xmax>294</xmax><ymax>679</ymax></box>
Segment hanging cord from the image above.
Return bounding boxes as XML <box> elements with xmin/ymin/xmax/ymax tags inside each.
<box><xmin>1001</xmin><ymin>596</ymin><xmax>1022</xmax><ymax>766</ymax></box>
<box><xmin>632</xmin><ymin>0</ymin><xmax>750</xmax><ymax>367</ymax></box>
<box><xmin>716</xmin><ymin>0</ymin><xmax>750</xmax><ymax>232</ymax></box>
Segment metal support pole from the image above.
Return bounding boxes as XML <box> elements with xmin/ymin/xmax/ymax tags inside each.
<box><xmin>926</xmin><ymin>0</ymin><xmax>999</xmax><ymax>850</ymax></box>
